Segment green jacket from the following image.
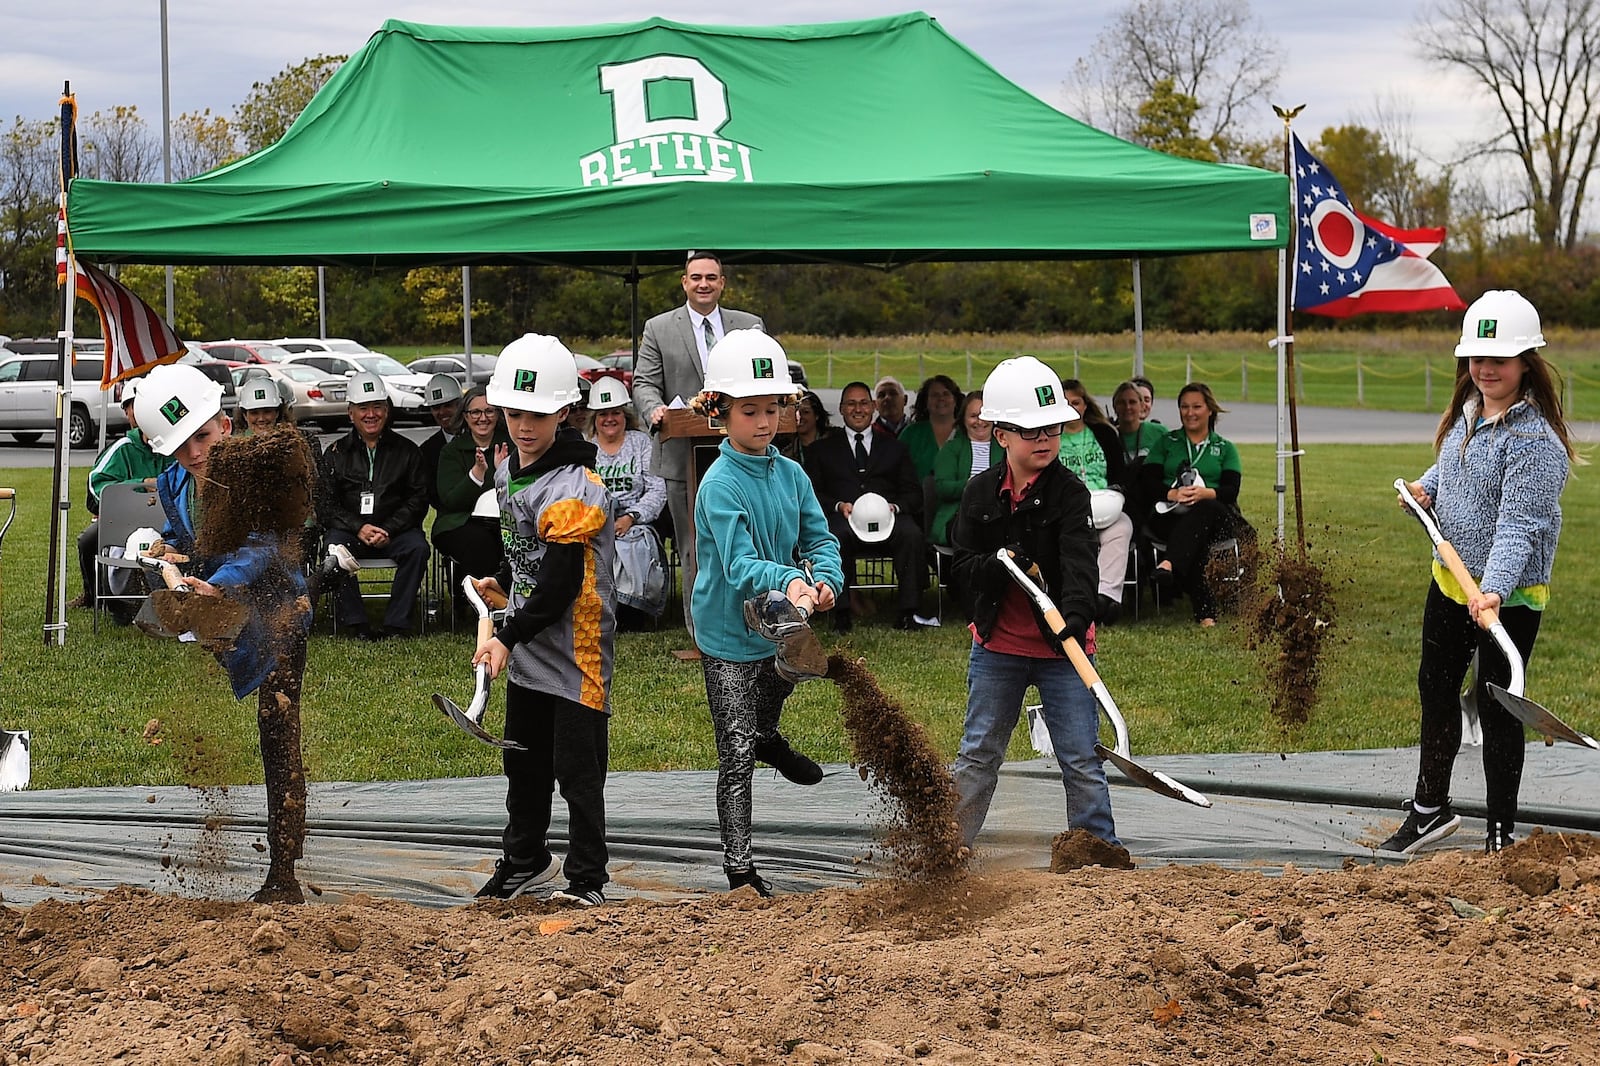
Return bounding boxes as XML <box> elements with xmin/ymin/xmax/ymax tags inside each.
<box><xmin>86</xmin><ymin>428</ymin><xmax>171</xmax><ymax>515</ymax></box>
<box><xmin>434</xmin><ymin>426</ymin><xmax>511</xmax><ymax>537</ymax></box>
<box><xmin>930</xmin><ymin>431</ymin><xmax>1002</xmax><ymax>545</ymax></box>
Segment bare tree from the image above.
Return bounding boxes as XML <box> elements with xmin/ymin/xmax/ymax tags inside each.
<box><xmin>171</xmin><ymin>109</ymin><xmax>240</xmax><ymax>180</ymax></box>
<box><xmin>80</xmin><ymin>105</ymin><xmax>160</xmax><ymax>183</ymax></box>
<box><xmin>1064</xmin><ymin>0</ymin><xmax>1280</xmax><ymax>157</ymax></box>
<box><xmin>1418</xmin><ymin>0</ymin><xmax>1600</xmax><ymax>251</ymax></box>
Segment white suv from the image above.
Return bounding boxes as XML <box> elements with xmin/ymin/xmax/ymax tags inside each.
<box><xmin>0</xmin><ymin>353</ymin><xmax>130</xmax><ymax>448</ymax></box>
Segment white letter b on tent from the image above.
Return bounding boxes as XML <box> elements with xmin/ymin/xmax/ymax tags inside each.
<box><xmin>599</xmin><ymin>56</ymin><xmax>729</xmax><ymax>142</ymax></box>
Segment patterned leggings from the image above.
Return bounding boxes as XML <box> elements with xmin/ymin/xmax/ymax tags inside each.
<box><xmin>701</xmin><ymin>654</ymin><xmax>794</xmax><ymax>873</ymax></box>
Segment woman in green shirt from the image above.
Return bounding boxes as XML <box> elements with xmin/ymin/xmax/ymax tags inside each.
<box><xmin>1138</xmin><ymin>382</ymin><xmax>1250</xmax><ymax>626</ymax></box>
<box><xmin>930</xmin><ymin>390</ymin><xmax>1002</xmax><ymax>546</ymax></box>
<box><xmin>898</xmin><ymin>374</ymin><xmax>963</xmax><ymax>480</ymax></box>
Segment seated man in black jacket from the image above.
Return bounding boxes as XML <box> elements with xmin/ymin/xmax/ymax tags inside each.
<box><xmin>949</xmin><ymin>357</ymin><xmax>1123</xmax><ymax>858</ymax></box>
<box><xmin>804</xmin><ymin>381</ymin><xmax>929</xmax><ymax>632</ymax></box>
<box><xmin>318</xmin><ymin>371</ymin><xmax>430</xmax><ymax>639</ymax></box>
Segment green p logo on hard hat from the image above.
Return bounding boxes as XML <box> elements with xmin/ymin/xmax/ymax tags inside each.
<box><xmin>867</xmin><ymin>521</ymin><xmax>880</xmax><ymax>533</ymax></box>
<box><xmin>751</xmin><ymin>357</ymin><xmax>774</xmax><ymax>380</ymax></box>
<box><xmin>1035</xmin><ymin>385</ymin><xmax>1056</xmax><ymax>408</ymax></box>
<box><xmin>513</xmin><ymin>369</ymin><xmax>538</xmax><ymax>392</ymax></box>
<box><xmin>160</xmin><ymin>397</ymin><xmax>189</xmax><ymax>426</ymax></box>
<box><xmin>361</xmin><ymin>380</ymin><xmax>376</xmax><ymax>394</ymax></box>
<box><xmin>599</xmin><ymin>388</ymin><xmax>614</xmax><ymax>404</ymax></box>
<box><xmin>1478</xmin><ymin>319</ymin><xmax>1498</xmax><ymax>339</ymax></box>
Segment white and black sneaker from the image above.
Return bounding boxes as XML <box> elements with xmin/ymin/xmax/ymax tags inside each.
<box><xmin>475</xmin><ymin>854</ymin><xmax>561</xmax><ymax>899</ymax></box>
<box><xmin>1485</xmin><ymin>823</ymin><xmax>1515</xmax><ymax>854</ymax></box>
<box><xmin>1377</xmin><ymin>801</ymin><xmax>1461</xmax><ymax>856</ymax></box>
<box><xmin>549</xmin><ymin>883</ymin><xmax>606</xmax><ymax>907</ymax></box>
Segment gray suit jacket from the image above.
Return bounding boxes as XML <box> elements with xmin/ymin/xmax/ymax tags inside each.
<box><xmin>633</xmin><ymin>304</ymin><xmax>765</xmax><ymax>481</ymax></box>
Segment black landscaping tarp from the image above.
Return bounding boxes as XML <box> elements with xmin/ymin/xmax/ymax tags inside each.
<box><xmin>2</xmin><ymin>745</ymin><xmax>1596</xmax><ymax>908</ymax></box>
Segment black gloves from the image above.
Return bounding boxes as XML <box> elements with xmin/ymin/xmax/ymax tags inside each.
<box><xmin>1058</xmin><ymin>612</ymin><xmax>1090</xmax><ymax>647</ymax></box>
<box><xmin>1003</xmin><ymin>545</ymin><xmax>1034</xmax><ymax>576</ymax></box>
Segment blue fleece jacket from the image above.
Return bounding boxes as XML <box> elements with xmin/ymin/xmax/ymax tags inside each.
<box><xmin>1418</xmin><ymin>397</ymin><xmax>1568</xmax><ymax>601</ymax></box>
<box><xmin>691</xmin><ymin>440</ymin><xmax>845</xmax><ymax>663</ymax></box>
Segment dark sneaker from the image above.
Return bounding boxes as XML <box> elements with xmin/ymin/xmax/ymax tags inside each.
<box><xmin>475</xmin><ymin>854</ymin><xmax>561</xmax><ymax>899</ymax></box>
<box><xmin>549</xmin><ymin>883</ymin><xmax>605</xmax><ymax>907</ymax></box>
<box><xmin>1096</xmin><ymin>594</ymin><xmax>1121</xmax><ymax>626</ymax></box>
<box><xmin>1377</xmin><ymin>801</ymin><xmax>1461</xmax><ymax>856</ymax></box>
<box><xmin>1486</xmin><ymin>824</ymin><xmax>1515</xmax><ymax>854</ymax></box>
<box><xmin>753</xmin><ymin>735</ymin><xmax>824</xmax><ymax>785</ymax></box>
<box><xmin>726</xmin><ymin>867</ymin><xmax>775</xmax><ymax>897</ymax></box>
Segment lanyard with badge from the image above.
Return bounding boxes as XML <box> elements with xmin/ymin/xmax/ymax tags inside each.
<box><xmin>1186</xmin><ymin>435</ymin><xmax>1209</xmax><ymax>474</ymax></box>
<box><xmin>360</xmin><ymin>445</ymin><xmax>377</xmax><ymax>516</ymax></box>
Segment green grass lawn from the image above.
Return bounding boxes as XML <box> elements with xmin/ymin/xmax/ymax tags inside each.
<box><xmin>3</xmin><ymin>441</ymin><xmax>1596</xmax><ymax>791</ymax></box>
<box><xmin>391</xmin><ymin>328</ymin><xmax>1600</xmax><ymax>419</ymax></box>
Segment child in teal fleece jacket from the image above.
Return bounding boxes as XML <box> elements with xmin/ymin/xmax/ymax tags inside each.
<box><xmin>689</xmin><ymin>330</ymin><xmax>844</xmax><ymax>898</ymax></box>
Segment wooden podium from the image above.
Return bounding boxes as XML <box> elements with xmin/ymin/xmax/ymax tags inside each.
<box><xmin>658</xmin><ymin>406</ymin><xmax>798</xmax><ymax>509</ymax></box>
<box><xmin>659</xmin><ymin>406</ymin><xmax>797</xmax><ymax>660</ymax></box>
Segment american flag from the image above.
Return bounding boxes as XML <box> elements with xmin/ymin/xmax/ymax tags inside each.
<box><xmin>58</xmin><ymin>208</ymin><xmax>185</xmax><ymax>387</ymax></box>
<box><xmin>1291</xmin><ymin>134</ymin><xmax>1465</xmax><ymax>318</ymax></box>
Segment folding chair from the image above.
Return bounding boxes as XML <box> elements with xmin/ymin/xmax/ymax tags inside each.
<box><xmin>321</xmin><ymin>548</ymin><xmax>428</xmax><ymax>635</ymax></box>
<box><xmin>92</xmin><ymin>483</ymin><xmax>165</xmax><ymax>633</ymax></box>
<box><xmin>922</xmin><ymin>475</ymin><xmax>956</xmax><ymax>621</ymax></box>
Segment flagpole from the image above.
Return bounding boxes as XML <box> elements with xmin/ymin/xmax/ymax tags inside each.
<box><xmin>45</xmin><ymin>84</ymin><xmax>79</xmax><ymax>647</ymax></box>
<box><xmin>1273</xmin><ymin>105</ymin><xmax>1308</xmax><ymax>558</ymax></box>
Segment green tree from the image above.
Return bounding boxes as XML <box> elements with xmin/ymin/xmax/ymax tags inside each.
<box><xmin>235</xmin><ymin>55</ymin><xmax>347</xmax><ymax>153</ymax></box>
<box><xmin>0</xmin><ymin>117</ymin><xmax>58</xmax><ymax>336</ymax></box>
<box><xmin>171</xmin><ymin>109</ymin><xmax>240</xmax><ymax>179</ymax></box>
<box><xmin>1132</xmin><ymin>79</ymin><xmax>1219</xmax><ymax>161</ymax></box>
<box><xmin>1314</xmin><ymin>124</ymin><xmax>1452</xmax><ymax>229</ymax></box>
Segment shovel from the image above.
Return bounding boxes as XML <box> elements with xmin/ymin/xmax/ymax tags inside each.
<box><xmin>996</xmin><ymin>549</ymin><xmax>1213</xmax><ymax>807</ymax></box>
<box><xmin>432</xmin><ymin>576</ymin><xmax>526</xmax><ymax>751</ymax></box>
<box><xmin>133</xmin><ymin>554</ymin><xmax>251</xmax><ymax>647</ymax></box>
<box><xmin>1394</xmin><ymin>478</ymin><xmax>1597</xmax><ymax>750</ymax></box>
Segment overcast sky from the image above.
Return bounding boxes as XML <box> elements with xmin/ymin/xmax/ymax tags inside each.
<box><xmin>2</xmin><ymin>1</ymin><xmax>1485</xmax><ymax>170</ymax></box>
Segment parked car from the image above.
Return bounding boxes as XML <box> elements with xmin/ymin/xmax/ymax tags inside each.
<box><xmin>2</xmin><ymin>337</ymin><xmax>106</xmax><ymax>356</ymax></box>
<box><xmin>0</xmin><ymin>353</ymin><xmax>130</xmax><ymax>447</ymax></box>
<box><xmin>274</xmin><ymin>337</ymin><xmax>383</xmax><ymax>358</ymax></box>
<box><xmin>281</xmin><ymin>352</ymin><xmax>430</xmax><ymax>419</ymax></box>
<box><xmin>407</xmin><ymin>353</ymin><xmax>498</xmax><ymax>387</ymax></box>
<box><xmin>575</xmin><ymin>353</ymin><xmax>633</xmax><ymax>392</ymax></box>
<box><xmin>190</xmin><ymin>360</ymin><xmax>239</xmax><ymax>408</ymax></box>
<box><xmin>235</xmin><ymin>364</ymin><xmax>349</xmax><ymax>430</ymax></box>
<box><xmin>200</xmin><ymin>340</ymin><xmax>295</xmax><ymax>365</ymax></box>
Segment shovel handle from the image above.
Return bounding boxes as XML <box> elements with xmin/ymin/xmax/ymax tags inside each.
<box><xmin>0</xmin><ymin>488</ymin><xmax>13</xmax><ymax>499</ymax></box>
<box><xmin>1393</xmin><ymin>478</ymin><xmax>1525</xmax><ymax>695</ymax></box>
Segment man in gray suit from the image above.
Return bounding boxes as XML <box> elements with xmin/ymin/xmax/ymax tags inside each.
<box><xmin>633</xmin><ymin>251</ymin><xmax>764</xmax><ymax>640</ymax></box>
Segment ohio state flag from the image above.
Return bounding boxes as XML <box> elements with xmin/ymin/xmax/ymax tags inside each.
<box><xmin>1291</xmin><ymin>134</ymin><xmax>1465</xmax><ymax>318</ymax></box>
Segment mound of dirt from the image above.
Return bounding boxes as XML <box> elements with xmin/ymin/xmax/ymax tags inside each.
<box><xmin>5</xmin><ymin>840</ymin><xmax>1598</xmax><ymax>1065</ymax></box>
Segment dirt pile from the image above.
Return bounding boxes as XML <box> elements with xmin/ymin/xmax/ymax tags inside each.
<box><xmin>5</xmin><ymin>838</ymin><xmax>1599</xmax><ymax>1065</ymax></box>
<box><xmin>826</xmin><ymin>655</ymin><xmax>967</xmax><ymax>880</ymax></box>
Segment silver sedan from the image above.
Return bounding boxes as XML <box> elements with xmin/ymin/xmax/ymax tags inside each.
<box><xmin>234</xmin><ymin>363</ymin><xmax>351</xmax><ymax>431</ymax></box>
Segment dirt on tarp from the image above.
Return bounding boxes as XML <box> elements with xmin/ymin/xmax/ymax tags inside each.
<box><xmin>5</xmin><ymin>835</ymin><xmax>1600</xmax><ymax>1065</ymax></box>
<box><xmin>826</xmin><ymin>655</ymin><xmax>967</xmax><ymax>881</ymax></box>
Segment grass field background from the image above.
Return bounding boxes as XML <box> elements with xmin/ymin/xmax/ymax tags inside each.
<box><xmin>3</xmin><ymin>438</ymin><xmax>1595</xmax><ymax>791</ymax></box>
<box><xmin>391</xmin><ymin>328</ymin><xmax>1600</xmax><ymax>420</ymax></box>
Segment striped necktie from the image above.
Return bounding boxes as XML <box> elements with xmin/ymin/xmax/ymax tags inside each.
<box><xmin>702</xmin><ymin>317</ymin><xmax>717</xmax><ymax>354</ymax></box>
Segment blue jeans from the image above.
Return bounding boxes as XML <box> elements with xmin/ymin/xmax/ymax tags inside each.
<box><xmin>953</xmin><ymin>641</ymin><xmax>1119</xmax><ymax>848</ymax></box>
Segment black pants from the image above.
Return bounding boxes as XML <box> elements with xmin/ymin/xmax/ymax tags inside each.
<box><xmin>324</xmin><ymin>526</ymin><xmax>429</xmax><ymax>632</ymax></box>
<box><xmin>1414</xmin><ymin>581</ymin><xmax>1542</xmax><ymax>832</ymax></box>
<box><xmin>829</xmin><ymin>512</ymin><xmax>927</xmax><ymax>613</ymax></box>
<box><xmin>701</xmin><ymin>655</ymin><xmax>793</xmax><ymax>873</ymax></box>
<box><xmin>501</xmin><ymin>682</ymin><xmax>610</xmax><ymax>889</ymax></box>
<box><xmin>434</xmin><ymin>518</ymin><xmax>503</xmax><ymax>582</ymax></box>
<box><xmin>1147</xmin><ymin>499</ymin><xmax>1243</xmax><ymax>621</ymax></box>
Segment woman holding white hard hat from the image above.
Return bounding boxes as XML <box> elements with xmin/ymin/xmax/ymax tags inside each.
<box><xmin>586</xmin><ymin>375</ymin><xmax>669</xmax><ymax>625</ymax></box>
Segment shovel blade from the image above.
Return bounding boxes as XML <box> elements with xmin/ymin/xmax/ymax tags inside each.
<box><xmin>1095</xmin><ymin>743</ymin><xmax>1212</xmax><ymax>808</ymax></box>
<box><xmin>0</xmin><ymin>730</ymin><xmax>29</xmax><ymax>792</ymax></box>
<box><xmin>432</xmin><ymin>693</ymin><xmax>526</xmax><ymax>751</ymax></box>
<box><xmin>775</xmin><ymin>627</ymin><xmax>829</xmax><ymax>684</ymax></box>
<box><xmin>1488</xmin><ymin>684</ymin><xmax>1600</xmax><ymax>750</ymax></box>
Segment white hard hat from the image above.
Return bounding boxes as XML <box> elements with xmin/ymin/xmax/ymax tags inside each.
<box><xmin>1089</xmin><ymin>488</ymin><xmax>1125</xmax><ymax>530</ymax></box>
<box><xmin>1155</xmin><ymin>470</ymin><xmax>1205</xmax><ymax>515</ymax></box>
<box><xmin>238</xmin><ymin>377</ymin><xmax>287</xmax><ymax>411</ymax></box>
<box><xmin>587</xmin><ymin>375</ymin><xmax>631</xmax><ymax>411</ymax></box>
<box><xmin>979</xmin><ymin>357</ymin><xmax>1078</xmax><ymax>430</ymax></box>
<box><xmin>471</xmin><ymin>488</ymin><xmax>499</xmax><ymax>519</ymax></box>
<box><xmin>119</xmin><ymin>379</ymin><xmax>139</xmax><ymax>405</ymax></box>
<box><xmin>125</xmin><ymin>526</ymin><xmax>161</xmax><ymax>559</ymax></box>
<box><xmin>423</xmin><ymin>373</ymin><xmax>463</xmax><ymax>407</ymax></box>
<box><xmin>346</xmin><ymin>371</ymin><xmax>390</xmax><ymax>404</ymax></box>
<box><xmin>847</xmin><ymin>492</ymin><xmax>895</xmax><ymax>543</ymax></box>
<box><xmin>703</xmin><ymin>330</ymin><xmax>792</xmax><ymax>398</ymax></box>
<box><xmin>487</xmin><ymin>333</ymin><xmax>583</xmax><ymax>413</ymax></box>
<box><xmin>1455</xmin><ymin>290</ymin><xmax>1546</xmax><ymax>359</ymax></box>
<box><xmin>133</xmin><ymin>363</ymin><xmax>225</xmax><ymax>456</ymax></box>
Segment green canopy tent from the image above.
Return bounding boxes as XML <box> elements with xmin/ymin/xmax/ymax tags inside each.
<box><xmin>66</xmin><ymin>12</ymin><xmax>1287</xmax><ymax>266</ymax></box>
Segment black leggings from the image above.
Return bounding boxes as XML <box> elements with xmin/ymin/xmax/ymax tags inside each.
<box><xmin>1414</xmin><ymin>581</ymin><xmax>1541</xmax><ymax>831</ymax></box>
<box><xmin>1147</xmin><ymin>499</ymin><xmax>1245</xmax><ymax>621</ymax></box>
